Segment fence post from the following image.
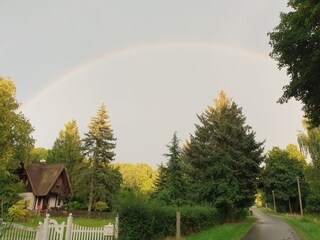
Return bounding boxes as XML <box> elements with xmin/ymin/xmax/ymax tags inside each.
<box><xmin>42</xmin><ymin>214</ymin><xmax>50</xmax><ymax>240</ymax></box>
<box><xmin>176</xmin><ymin>211</ymin><xmax>181</xmax><ymax>240</ymax></box>
<box><xmin>65</xmin><ymin>213</ymin><xmax>73</xmax><ymax>240</ymax></box>
<box><xmin>114</xmin><ymin>214</ymin><xmax>119</xmax><ymax>239</ymax></box>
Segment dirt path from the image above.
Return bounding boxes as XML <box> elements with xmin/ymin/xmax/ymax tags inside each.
<box><xmin>241</xmin><ymin>208</ymin><xmax>301</xmax><ymax>240</ymax></box>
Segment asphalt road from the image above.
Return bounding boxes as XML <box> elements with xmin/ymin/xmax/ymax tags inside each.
<box><xmin>241</xmin><ymin>208</ymin><xmax>301</xmax><ymax>240</ymax></box>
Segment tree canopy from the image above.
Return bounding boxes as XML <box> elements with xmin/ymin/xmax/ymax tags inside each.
<box><xmin>269</xmin><ymin>0</ymin><xmax>320</xmax><ymax>127</ymax></box>
<box><xmin>262</xmin><ymin>145</ymin><xmax>307</xmax><ymax>213</ymax></box>
<box><xmin>47</xmin><ymin>119</ymin><xmax>83</xmax><ymax>176</ymax></box>
<box><xmin>184</xmin><ymin>91</ymin><xmax>264</xmax><ymax>220</ymax></box>
<box><xmin>0</xmin><ymin>77</ymin><xmax>34</xmax><ymax>200</ymax></box>
<box><xmin>76</xmin><ymin>104</ymin><xmax>119</xmax><ymax>213</ymax></box>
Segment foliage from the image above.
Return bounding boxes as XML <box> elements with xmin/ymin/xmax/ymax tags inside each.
<box><xmin>94</xmin><ymin>201</ymin><xmax>108</xmax><ymax>212</ymax></box>
<box><xmin>0</xmin><ymin>77</ymin><xmax>34</xmax><ymax>207</ymax></box>
<box><xmin>62</xmin><ymin>201</ymin><xmax>87</xmax><ymax>211</ymax></box>
<box><xmin>114</xmin><ymin>162</ymin><xmax>157</xmax><ymax>193</ymax></box>
<box><xmin>8</xmin><ymin>200</ymin><xmax>30</xmax><ymax>221</ymax></box>
<box><xmin>268</xmin><ymin>1</ymin><xmax>320</xmax><ymax>127</ymax></box>
<box><xmin>118</xmin><ymin>192</ymin><xmax>219</xmax><ymax>240</ymax></box>
<box><xmin>262</xmin><ymin>145</ymin><xmax>307</xmax><ymax>213</ymax></box>
<box><xmin>0</xmin><ymin>220</ymin><xmax>11</xmax><ymax>239</ymax></box>
<box><xmin>0</xmin><ymin>77</ymin><xmax>34</xmax><ymax>170</ymax></box>
<box><xmin>154</xmin><ymin>132</ymin><xmax>187</xmax><ymax>206</ymax></box>
<box><xmin>184</xmin><ymin>91</ymin><xmax>264</xmax><ymax>221</ymax></box>
<box><xmin>47</xmin><ymin>119</ymin><xmax>83</xmax><ymax>178</ymax></box>
<box><xmin>29</xmin><ymin>147</ymin><xmax>48</xmax><ymax>162</ymax></box>
<box><xmin>77</xmin><ymin>104</ymin><xmax>119</xmax><ymax>213</ymax></box>
<box><xmin>298</xmin><ymin>120</ymin><xmax>320</xmax><ymax>168</ymax></box>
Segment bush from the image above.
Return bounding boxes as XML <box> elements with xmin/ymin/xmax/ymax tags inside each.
<box><xmin>8</xmin><ymin>200</ymin><xmax>30</xmax><ymax>221</ymax></box>
<box><xmin>118</xmin><ymin>193</ymin><xmax>219</xmax><ymax>240</ymax></box>
<box><xmin>63</xmin><ymin>201</ymin><xmax>87</xmax><ymax>211</ymax></box>
<box><xmin>94</xmin><ymin>201</ymin><xmax>108</xmax><ymax>212</ymax></box>
<box><xmin>305</xmin><ymin>193</ymin><xmax>320</xmax><ymax>213</ymax></box>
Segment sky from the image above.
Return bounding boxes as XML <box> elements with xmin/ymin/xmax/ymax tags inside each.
<box><xmin>0</xmin><ymin>0</ymin><xmax>304</xmax><ymax>167</ymax></box>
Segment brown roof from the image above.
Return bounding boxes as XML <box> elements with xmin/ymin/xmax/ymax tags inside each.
<box><xmin>25</xmin><ymin>162</ymin><xmax>71</xmax><ymax>196</ymax></box>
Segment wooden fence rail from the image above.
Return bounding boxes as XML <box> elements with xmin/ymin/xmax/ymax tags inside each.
<box><xmin>0</xmin><ymin>214</ymin><xmax>118</xmax><ymax>240</ymax></box>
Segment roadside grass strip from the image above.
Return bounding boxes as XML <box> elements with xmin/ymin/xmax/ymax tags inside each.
<box><xmin>185</xmin><ymin>217</ymin><xmax>255</xmax><ymax>240</ymax></box>
<box><xmin>281</xmin><ymin>215</ymin><xmax>320</xmax><ymax>240</ymax></box>
<box><xmin>261</xmin><ymin>207</ymin><xmax>320</xmax><ymax>240</ymax></box>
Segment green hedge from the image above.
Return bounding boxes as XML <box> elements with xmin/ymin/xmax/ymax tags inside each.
<box><xmin>118</xmin><ymin>195</ymin><xmax>219</xmax><ymax>240</ymax></box>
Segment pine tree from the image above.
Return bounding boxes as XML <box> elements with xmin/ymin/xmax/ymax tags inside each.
<box><xmin>80</xmin><ymin>104</ymin><xmax>118</xmax><ymax>213</ymax></box>
<box><xmin>154</xmin><ymin>132</ymin><xmax>186</xmax><ymax>205</ymax></box>
<box><xmin>184</xmin><ymin>91</ymin><xmax>264</xmax><ymax>221</ymax></box>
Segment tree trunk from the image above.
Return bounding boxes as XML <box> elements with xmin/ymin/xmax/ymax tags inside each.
<box><xmin>87</xmin><ymin>173</ymin><xmax>94</xmax><ymax>216</ymax></box>
<box><xmin>288</xmin><ymin>198</ymin><xmax>292</xmax><ymax>214</ymax></box>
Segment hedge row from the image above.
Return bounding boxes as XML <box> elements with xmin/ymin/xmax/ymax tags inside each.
<box><xmin>118</xmin><ymin>197</ymin><xmax>219</xmax><ymax>240</ymax></box>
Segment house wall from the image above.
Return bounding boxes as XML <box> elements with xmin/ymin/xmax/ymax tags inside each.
<box><xmin>19</xmin><ymin>192</ymin><xmax>36</xmax><ymax>210</ymax></box>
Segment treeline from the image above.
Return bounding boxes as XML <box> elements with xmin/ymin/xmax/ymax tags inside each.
<box><xmin>3</xmin><ymin>76</ymin><xmax>320</xmax><ymax>238</ymax></box>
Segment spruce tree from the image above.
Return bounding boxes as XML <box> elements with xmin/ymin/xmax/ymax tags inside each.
<box><xmin>79</xmin><ymin>104</ymin><xmax>118</xmax><ymax>213</ymax></box>
<box><xmin>184</xmin><ymin>91</ymin><xmax>264</xmax><ymax>221</ymax></box>
<box><xmin>154</xmin><ymin>132</ymin><xmax>186</xmax><ymax>205</ymax></box>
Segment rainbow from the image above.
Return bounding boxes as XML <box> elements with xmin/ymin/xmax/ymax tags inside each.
<box><xmin>22</xmin><ymin>40</ymin><xmax>272</xmax><ymax>110</ymax></box>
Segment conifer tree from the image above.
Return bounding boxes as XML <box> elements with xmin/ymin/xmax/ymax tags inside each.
<box><xmin>154</xmin><ymin>132</ymin><xmax>186</xmax><ymax>205</ymax></box>
<box><xmin>184</xmin><ymin>91</ymin><xmax>264</xmax><ymax>221</ymax></box>
<box><xmin>47</xmin><ymin>119</ymin><xmax>83</xmax><ymax>177</ymax></box>
<box><xmin>78</xmin><ymin>104</ymin><xmax>119</xmax><ymax>213</ymax></box>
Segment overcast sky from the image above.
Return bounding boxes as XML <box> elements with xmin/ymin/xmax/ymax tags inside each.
<box><xmin>0</xmin><ymin>1</ymin><xmax>304</xmax><ymax>167</ymax></box>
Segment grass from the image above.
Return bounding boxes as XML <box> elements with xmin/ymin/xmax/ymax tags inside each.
<box><xmin>260</xmin><ymin>208</ymin><xmax>320</xmax><ymax>240</ymax></box>
<box><xmin>16</xmin><ymin>215</ymin><xmax>113</xmax><ymax>227</ymax></box>
<box><xmin>183</xmin><ymin>216</ymin><xmax>255</xmax><ymax>240</ymax></box>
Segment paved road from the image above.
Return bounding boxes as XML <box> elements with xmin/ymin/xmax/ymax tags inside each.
<box><xmin>241</xmin><ymin>208</ymin><xmax>301</xmax><ymax>240</ymax></box>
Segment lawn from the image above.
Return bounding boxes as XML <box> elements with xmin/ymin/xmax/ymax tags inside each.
<box><xmin>184</xmin><ymin>217</ymin><xmax>255</xmax><ymax>240</ymax></box>
<box><xmin>17</xmin><ymin>215</ymin><xmax>113</xmax><ymax>227</ymax></box>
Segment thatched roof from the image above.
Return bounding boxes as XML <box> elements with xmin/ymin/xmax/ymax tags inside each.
<box><xmin>25</xmin><ymin>162</ymin><xmax>71</xmax><ymax>197</ymax></box>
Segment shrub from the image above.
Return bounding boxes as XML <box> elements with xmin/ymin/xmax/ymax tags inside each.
<box><xmin>118</xmin><ymin>194</ymin><xmax>219</xmax><ymax>240</ymax></box>
<box><xmin>63</xmin><ymin>201</ymin><xmax>87</xmax><ymax>211</ymax></box>
<box><xmin>8</xmin><ymin>200</ymin><xmax>30</xmax><ymax>221</ymax></box>
<box><xmin>94</xmin><ymin>201</ymin><xmax>108</xmax><ymax>212</ymax></box>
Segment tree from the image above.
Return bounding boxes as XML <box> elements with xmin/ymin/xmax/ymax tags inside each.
<box><xmin>29</xmin><ymin>147</ymin><xmax>48</xmax><ymax>162</ymax></box>
<box><xmin>154</xmin><ymin>132</ymin><xmax>186</xmax><ymax>206</ymax></box>
<box><xmin>268</xmin><ymin>1</ymin><xmax>320</xmax><ymax>127</ymax></box>
<box><xmin>262</xmin><ymin>145</ymin><xmax>307</xmax><ymax>213</ymax></box>
<box><xmin>78</xmin><ymin>104</ymin><xmax>118</xmax><ymax>213</ymax></box>
<box><xmin>297</xmin><ymin>120</ymin><xmax>320</xmax><ymax>211</ymax></box>
<box><xmin>47</xmin><ymin>119</ymin><xmax>83</xmax><ymax>176</ymax></box>
<box><xmin>184</xmin><ymin>91</ymin><xmax>264</xmax><ymax>221</ymax></box>
<box><xmin>0</xmin><ymin>77</ymin><xmax>34</xmax><ymax>201</ymax></box>
<box><xmin>114</xmin><ymin>163</ymin><xmax>157</xmax><ymax>193</ymax></box>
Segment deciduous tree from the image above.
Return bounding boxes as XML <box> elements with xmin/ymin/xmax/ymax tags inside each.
<box><xmin>269</xmin><ymin>0</ymin><xmax>320</xmax><ymax>127</ymax></box>
<box><xmin>262</xmin><ymin>145</ymin><xmax>307</xmax><ymax>213</ymax></box>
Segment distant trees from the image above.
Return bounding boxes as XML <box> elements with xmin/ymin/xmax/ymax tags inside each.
<box><xmin>183</xmin><ymin>91</ymin><xmax>264</xmax><ymax>220</ymax></box>
<box><xmin>262</xmin><ymin>145</ymin><xmax>307</xmax><ymax>213</ymax></box>
<box><xmin>269</xmin><ymin>0</ymin><xmax>320</xmax><ymax>127</ymax></box>
<box><xmin>0</xmin><ymin>77</ymin><xmax>34</xmax><ymax>200</ymax></box>
<box><xmin>114</xmin><ymin>163</ymin><xmax>157</xmax><ymax>193</ymax></box>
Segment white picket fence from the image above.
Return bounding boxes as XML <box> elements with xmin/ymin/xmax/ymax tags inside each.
<box><xmin>0</xmin><ymin>213</ymin><xmax>118</xmax><ymax>240</ymax></box>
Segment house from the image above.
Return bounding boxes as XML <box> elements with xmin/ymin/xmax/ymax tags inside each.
<box><xmin>20</xmin><ymin>161</ymin><xmax>72</xmax><ymax>211</ymax></box>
